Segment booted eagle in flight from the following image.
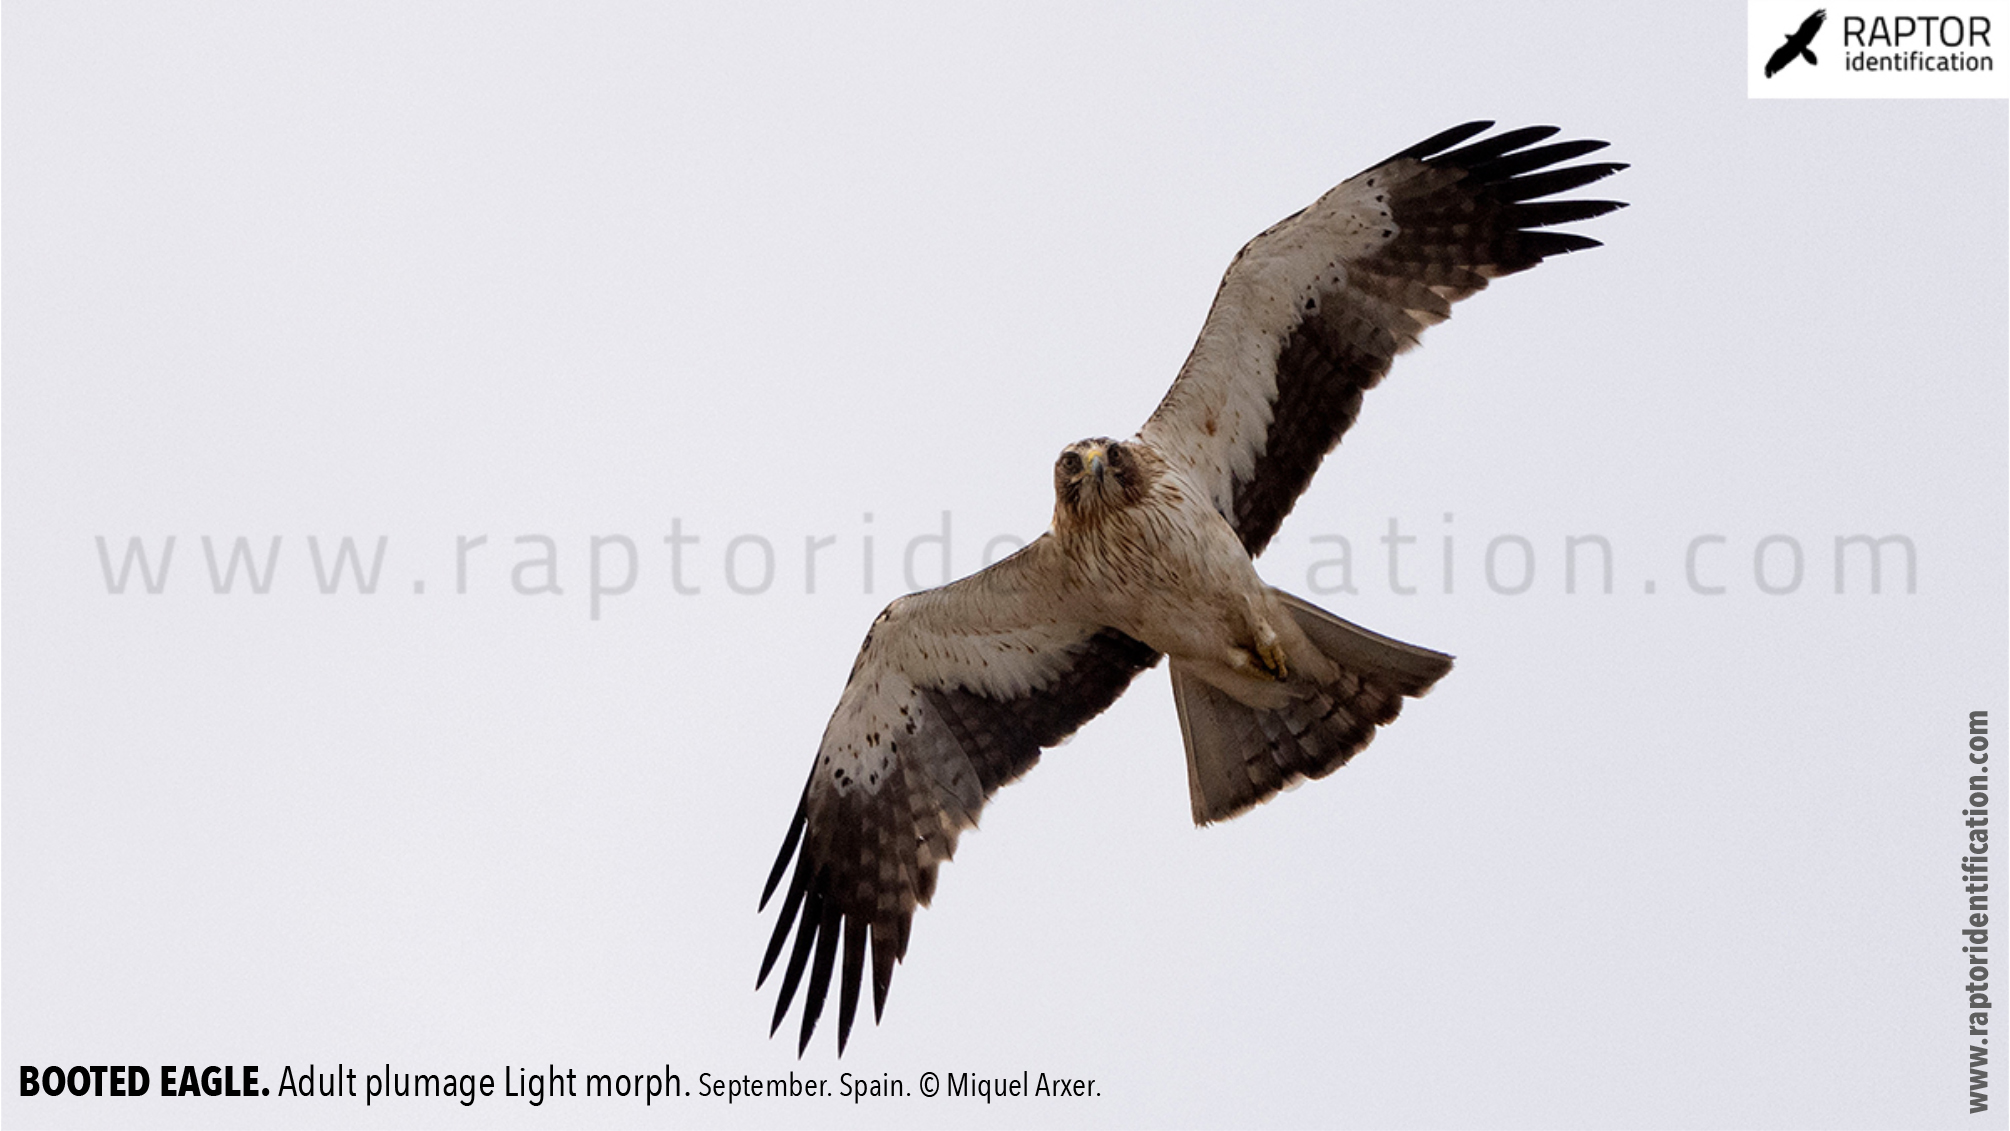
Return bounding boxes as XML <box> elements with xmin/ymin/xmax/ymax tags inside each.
<box><xmin>758</xmin><ymin>121</ymin><xmax>1626</xmax><ymax>1054</ymax></box>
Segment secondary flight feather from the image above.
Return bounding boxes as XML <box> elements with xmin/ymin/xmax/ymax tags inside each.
<box><xmin>757</xmin><ymin>121</ymin><xmax>1627</xmax><ymax>1055</ymax></box>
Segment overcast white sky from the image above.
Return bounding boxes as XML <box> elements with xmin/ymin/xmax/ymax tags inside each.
<box><xmin>5</xmin><ymin>3</ymin><xmax>2006</xmax><ymax>1128</ymax></box>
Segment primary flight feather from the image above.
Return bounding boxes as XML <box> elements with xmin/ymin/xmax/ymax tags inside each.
<box><xmin>757</xmin><ymin>121</ymin><xmax>1627</xmax><ymax>1055</ymax></box>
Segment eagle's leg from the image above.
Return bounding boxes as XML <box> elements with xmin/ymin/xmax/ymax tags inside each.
<box><xmin>1252</xmin><ymin>625</ymin><xmax>1288</xmax><ymax>680</ymax></box>
<box><xmin>1237</xmin><ymin>593</ymin><xmax>1292</xmax><ymax>681</ymax></box>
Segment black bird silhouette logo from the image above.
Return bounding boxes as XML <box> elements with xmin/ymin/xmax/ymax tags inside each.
<box><xmin>1766</xmin><ymin>9</ymin><xmax>1827</xmax><ymax>77</ymax></box>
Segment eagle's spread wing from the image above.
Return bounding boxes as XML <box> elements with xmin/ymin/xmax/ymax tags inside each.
<box><xmin>758</xmin><ymin>538</ymin><xmax>1159</xmax><ymax>1055</ymax></box>
<box><xmin>1139</xmin><ymin>122</ymin><xmax>1625</xmax><ymax>555</ymax></box>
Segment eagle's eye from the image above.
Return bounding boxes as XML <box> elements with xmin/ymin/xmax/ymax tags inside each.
<box><xmin>1060</xmin><ymin>450</ymin><xmax>1084</xmax><ymax>475</ymax></box>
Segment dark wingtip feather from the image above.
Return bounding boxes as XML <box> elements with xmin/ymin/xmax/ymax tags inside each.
<box><xmin>1475</xmin><ymin>138</ymin><xmax>1609</xmax><ymax>180</ymax></box>
<box><xmin>796</xmin><ymin>899</ymin><xmax>843</xmax><ymax>1055</ymax></box>
<box><xmin>837</xmin><ymin>916</ymin><xmax>867</xmax><ymax>1056</ymax></box>
<box><xmin>759</xmin><ymin>786</ymin><xmax>811</xmax><ymax>910</ymax></box>
<box><xmin>757</xmin><ymin>851</ymin><xmax>810</xmax><ymax>988</ymax></box>
<box><xmin>870</xmin><ymin>923</ymin><xmax>896</xmax><ymax>1022</ymax></box>
<box><xmin>1522</xmin><ymin>231</ymin><xmax>1605</xmax><ymax>257</ymax></box>
<box><xmin>1497</xmin><ymin>162</ymin><xmax>1629</xmax><ymax>203</ymax></box>
<box><xmin>1434</xmin><ymin>124</ymin><xmax>1560</xmax><ymax>168</ymax></box>
<box><xmin>1513</xmin><ymin>198</ymin><xmax>1629</xmax><ymax>228</ymax></box>
<box><xmin>769</xmin><ymin>886</ymin><xmax>823</xmax><ymax>1037</ymax></box>
<box><xmin>1408</xmin><ymin>124</ymin><xmax>1630</xmax><ymax>269</ymax></box>
<box><xmin>1382</xmin><ymin>119</ymin><xmax>1493</xmax><ymax>165</ymax></box>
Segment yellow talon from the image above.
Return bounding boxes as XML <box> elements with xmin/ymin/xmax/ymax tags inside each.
<box><xmin>1255</xmin><ymin>638</ymin><xmax>1289</xmax><ymax>680</ymax></box>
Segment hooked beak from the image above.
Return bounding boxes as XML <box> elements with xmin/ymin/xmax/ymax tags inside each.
<box><xmin>1082</xmin><ymin>445</ymin><xmax>1107</xmax><ymax>480</ymax></box>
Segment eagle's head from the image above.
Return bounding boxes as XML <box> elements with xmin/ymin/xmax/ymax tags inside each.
<box><xmin>1053</xmin><ymin>437</ymin><xmax>1157</xmax><ymax>533</ymax></box>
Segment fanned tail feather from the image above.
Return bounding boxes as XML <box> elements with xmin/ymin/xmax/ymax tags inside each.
<box><xmin>1173</xmin><ymin>592</ymin><xmax>1453</xmax><ymax>825</ymax></box>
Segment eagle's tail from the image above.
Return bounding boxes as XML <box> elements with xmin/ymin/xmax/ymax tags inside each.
<box><xmin>1170</xmin><ymin>591</ymin><xmax>1452</xmax><ymax>826</ymax></box>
